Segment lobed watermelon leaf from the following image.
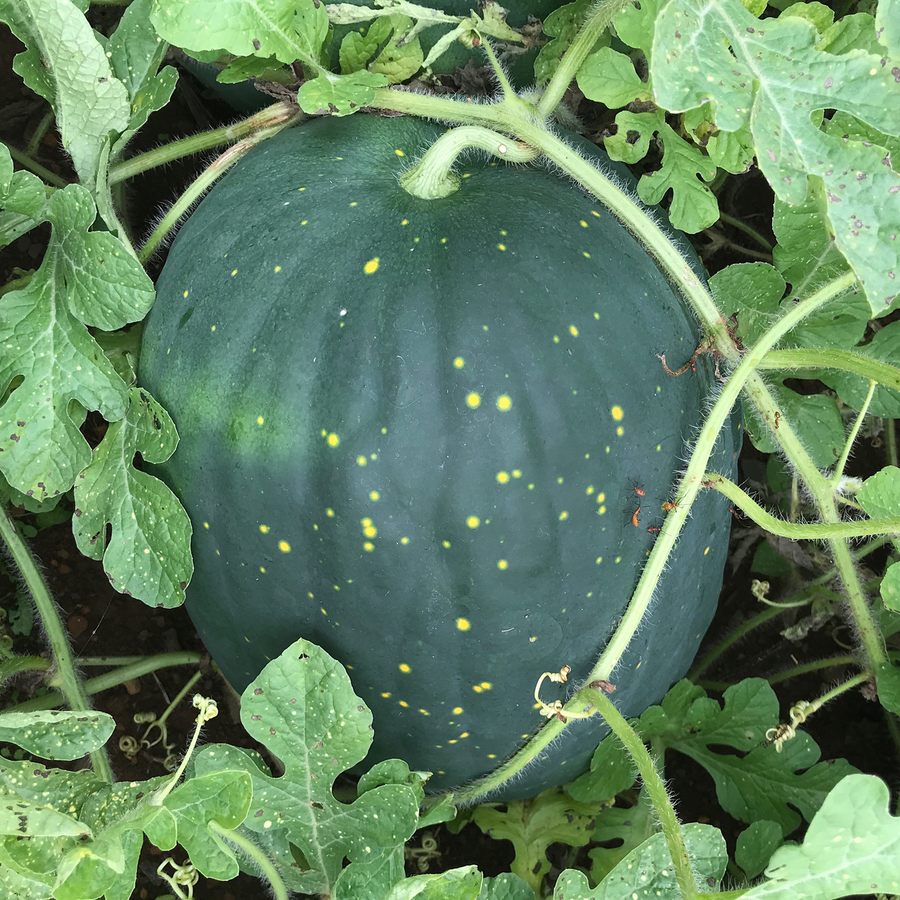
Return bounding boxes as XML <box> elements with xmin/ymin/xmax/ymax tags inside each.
<box><xmin>742</xmin><ymin>774</ymin><xmax>900</xmax><ymax>899</ymax></box>
<box><xmin>193</xmin><ymin>638</ymin><xmax>421</xmax><ymax>897</ymax></box>
<box><xmin>72</xmin><ymin>386</ymin><xmax>192</xmax><ymax>607</ymax></box>
<box><xmin>0</xmin><ymin>710</ymin><xmax>114</xmax><ymax>760</ymax></box>
<box><xmin>651</xmin><ymin>0</ymin><xmax>900</xmax><ymax>313</ymax></box>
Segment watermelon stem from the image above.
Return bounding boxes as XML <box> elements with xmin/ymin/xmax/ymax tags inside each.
<box><xmin>399</xmin><ymin>125</ymin><xmax>538</xmax><ymax>198</ymax></box>
<box><xmin>582</xmin><ymin>683</ymin><xmax>701</xmax><ymax>900</ymax></box>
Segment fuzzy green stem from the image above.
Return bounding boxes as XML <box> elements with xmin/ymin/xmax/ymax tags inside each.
<box><xmin>207</xmin><ymin>822</ymin><xmax>289</xmax><ymax>900</ymax></box>
<box><xmin>25</xmin><ymin>110</ymin><xmax>55</xmax><ymax>160</ymax></box>
<box><xmin>582</xmin><ymin>686</ymin><xmax>699</xmax><ymax>900</ymax></box>
<box><xmin>537</xmin><ymin>0</ymin><xmax>635</xmax><ymax>118</ymax></box>
<box><xmin>767</xmin><ymin>655</ymin><xmax>857</xmax><ymax>686</ymax></box>
<box><xmin>399</xmin><ymin>125</ymin><xmax>538</xmax><ymax>198</ymax></box>
<box><xmin>757</xmin><ymin>348</ymin><xmax>900</xmax><ymax>391</ymax></box>
<box><xmin>138</xmin><ymin>112</ymin><xmax>298</xmax><ymax>263</ymax></box>
<box><xmin>109</xmin><ymin>101</ymin><xmax>301</xmax><ymax>185</ymax></box>
<box><xmin>703</xmin><ymin>474</ymin><xmax>900</xmax><ymax>540</ymax></box>
<box><xmin>6</xmin><ymin>652</ymin><xmax>205</xmax><ymax>713</ymax></box>
<box><xmin>5</xmin><ymin>143</ymin><xmax>69</xmax><ymax>188</ymax></box>
<box><xmin>719</xmin><ymin>212</ymin><xmax>774</xmax><ymax>252</ymax></box>
<box><xmin>0</xmin><ymin>507</ymin><xmax>113</xmax><ymax>782</ymax></box>
<box><xmin>831</xmin><ymin>380</ymin><xmax>876</xmax><ymax>487</ymax></box>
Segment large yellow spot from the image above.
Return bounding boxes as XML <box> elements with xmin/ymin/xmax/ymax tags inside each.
<box><xmin>569</xmin><ymin>325</ymin><xmax>579</xmax><ymax>337</ymax></box>
<box><xmin>466</xmin><ymin>515</ymin><xmax>480</xmax><ymax>529</ymax></box>
<box><xmin>453</xmin><ymin>356</ymin><xmax>465</xmax><ymax>369</ymax></box>
<box><xmin>399</xmin><ymin>700</ymin><xmax>409</xmax><ymax>708</ymax></box>
<box><xmin>453</xmin><ymin>706</ymin><xmax>464</xmax><ymax>715</ymax></box>
<box><xmin>364</xmin><ymin>257</ymin><xmax>380</xmax><ymax>274</ymax></box>
<box><xmin>399</xmin><ymin>663</ymin><xmax>411</xmax><ymax>673</ymax></box>
<box><xmin>497</xmin><ymin>243</ymin><xmax>507</xmax><ymax>251</ymax></box>
<box><xmin>497</xmin><ymin>559</ymin><xmax>508</xmax><ymax>570</ymax></box>
<box><xmin>363</xmin><ymin>541</ymin><xmax>374</xmax><ymax>552</ymax></box>
<box><xmin>363</xmin><ymin>525</ymin><xmax>377</xmax><ymax>538</ymax></box>
<box><xmin>357</xmin><ymin>455</ymin><xmax>367</xmax><ymax>466</ymax></box>
<box><xmin>278</xmin><ymin>540</ymin><xmax>291</xmax><ymax>553</ymax></box>
<box><xmin>326</xmin><ymin>432</ymin><xmax>340</xmax><ymax>447</ymax></box>
<box><xmin>369</xmin><ymin>490</ymin><xmax>380</xmax><ymax>501</ymax></box>
<box><xmin>496</xmin><ymin>394</ymin><xmax>512</xmax><ymax>411</ymax></box>
<box><xmin>326</xmin><ymin>508</ymin><xmax>335</xmax><ymax>517</ymax></box>
<box><xmin>456</xmin><ymin>618</ymin><xmax>471</xmax><ymax>631</ymax></box>
<box><xmin>611</xmin><ymin>405</ymin><xmax>624</xmax><ymax>421</ymax></box>
<box><xmin>466</xmin><ymin>392</ymin><xmax>481</xmax><ymax>408</ymax></box>
<box><xmin>496</xmin><ymin>471</ymin><xmax>510</xmax><ymax>484</ymax></box>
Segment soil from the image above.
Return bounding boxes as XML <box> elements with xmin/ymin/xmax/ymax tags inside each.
<box><xmin>1</xmin><ymin>18</ymin><xmax>898</xmax><ymax>900</ymax></box>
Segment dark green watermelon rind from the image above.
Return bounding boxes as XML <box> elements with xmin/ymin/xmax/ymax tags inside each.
<box><xmin>140</xmin><ymin>114</ymin><xmax>740</xmax><ymax>799</ymax></box>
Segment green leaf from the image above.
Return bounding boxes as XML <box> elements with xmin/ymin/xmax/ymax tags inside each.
<box><xmin>576</xmin><ymin>48</ymin><xmax>651</xmax><ymax>107</ymax></box>
<box><xmin>654</xmin><ymin>679</ymin><xmax>859</xmax><ymax>835</ymax></box>
<box><xmin>0</xmin><ymin>800</ymin><xmax>90</xmax><ymax>839</ymax></box>
<box><xmin>159</xmin><ymin>771</ymin><xmax>252</xmax><ymax>880</ymax></box>
<box><xmin>534</xmin><ymin>0</ymin><xmax>597</xmax><ymax>84</ymax></box>
<box><xmin>742</xmin><ymin>775</ymin><xmax>900</xmax><ymax>898</ymax></box>
<box><xmin>193</xmin><ymin>638</ymin><xmax>420</xmax><ymax>897</ymax></box>
<box><xmin>150</xmin><ymin>0</ymin><xmax>325</xmax><ymax>67</ymax></box>
<box><xmin>880</xmin><ymin>561</ymin><xmax>900</xmax><ymax>613</ymax></box>
<box><xmin>651</xmin><ymin>0</ymin><xmax>900</xmax><ymax>312</ymax></box>
<box><xmin>873</xmin><ymin>661</ymin><xmax>900</xmax><ymax>716</ymax></box>
<box><xmin>340</xmin><ymin>15</ymin><xmax>424</xmax><ymax>83</ymax></box>
<box><xmin>0</xmin><ymin>710</ymin><xmax>114</xmax><ymax>759</ymax></box>
<box><xmin>385</xmin><ymin>866</ymin><xmax>482</xmax><ymax>900</ymax></box>
<box><xmin>0</xmin><ymin>184</ymin><xmax>153</xmax><ymax>501</ymax></box>
<box><xmin>0</xmin><ymin>863</ymin><xmax>52</xmax><ymax>899</ymax></box>
<box><xmin>296</xmin><ymin>69</ymin><xmax>389</xmax><ymax>115</ymax></box>
<box><xmin>605</xmin><ymin>109</ymin><xmax>718</xmax><ymax>232</ymax></box>
<box><xmin>72</xmin><ymin>386</ymin><xmax>192</xmax><ymax>607</ymax></box>
<box><xmin>107</xmin><ymin>0</ymin><xmax>179</xmax><ymax>146</ymax></box>
<box><xmin>0</xmin><ymin>143</ymin><xmax>46</xmax><ymax>220</ymax></box>
<box><xmin>478</xmin><ymin>872</ymin><xmax>534</xmax><ymax>900</ymax></box>
<box><xmin>735</xmin><ymin>820</ymin><xmax>783</xmax><ymax>879</ymax></box>
<box><xmin>586</xmin><ymin>790</ymin><xmax>656</xmax><ymax>883</ymax></box>
<box><xmin>857</xmin><ymin>465</ymin><xmax>900</xmax><ymax>518</ymax></box>
<box><xmin>0</xmin><ymin>0</ymin><xmax>131</xmax><ymax>193</ymax></box>
<box><xmin>566</xmin><ymin>732</ymin><xmax>636</xmax><ymax>803</ymax></box>
<box><xmin>710</xmin><ymin>262</ymin><xmax>786</xmax><ymax>347</ymax></box>
<box><xmin>743</xmin><ymin>387</ymin><xmax>844</xmax><ymax>469</ymax></box>
<box><xmin>554</xmin><ymin>823</ymin><xmax>727</xmax><ymax>898</ymax></box>
<box><xmin>53</xmin><ymin>828</ymin><xmax>123</xmax><ymax>900</ymax></box>
<box><xmin>469</xmin><ymin>786</ymin><xmax>600</xmax><ymax>894</ymax></box>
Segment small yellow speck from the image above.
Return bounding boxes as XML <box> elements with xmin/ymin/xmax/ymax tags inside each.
<box><xmin>257</xmin><ymin>416</ymin><xmax>264</xmax><ymax>425</ymax></box>
<box><xmin>592</xmin><ymin>210</ymin><xmax>601</xmax><ymax>217</ymax></box>
<box><xmin>586</xmin><ymin>486</ymin><xmax>594</xmax><ymax>495</ymax></box>
<box><xmin>496</xmin><ymin>471</ymin><xmax>510</xmax><ymax>484</ymax></box>
<box><xmin>454</xmin><ymin>356</ymin><xmax>465</xmax><ymax>368</ymax></box>
<box><xmin>363</xmin><ymin>525</ymin><xmax>377</xmax><ymax>538</ymax></box>
<box><xmin>583</xmin><ymin>251</ymin><xmax>591</xmax><ymax>258</ymax></box>
<box><xmin>512</xmin><ymin>469</ymin><xmax>522</xmax><ymax>478</ymax></box>
<box><xmin>442</xmin><ymin>540</ymin><xmax>451</xmax><ymax>549</ymax></box>
<box><xmin>381</xmin><ymin>691</ymin><xmax>391</xmax><ymax>698</ymax></box>
<box><xmin>395</xmin><ymin>149</ymin><xmax>405</xmax><ymax>157</ymax></box>
<box><xmin>231</xmin><ymin>269</ymin><xmax>238</xmax><ymax>276</ymax></box>
<box><xmin>704</xmin><ymin>546</ymin><xmax>711</xmax><ymax>555</ymax></box>
<box><xmin>466</xmin><ymin>515</ymin><xmax>480</xmax><ymax>528</ymax></box>
<box><xmin>553</xmin><ymin>335</ymin><xmax>560</xmax><ymax>344</ymax></box>
<box><xmin>399</xmin><ymin>700</ymin><xmax>409</xmax><ymax>708</ymax></box>
<box><xmin>617</xmin><ymin>426</ymin><xmax>624</xmax><ymax>436</ymax></box>
<box><xmin>559</xmin><ymin>511</ymin><xmax>569</xmax><ymax>521</ymax></box>
<box><xmin>460</xmin><ymin>731</ymin><xmax>469</xmax><ymax>738</ymax></box>
<box><xmin>453</xmin><ymin>706</ymin><xmax>463</xmax><ymax>714</ymax></box>
<box><xmin>419</xmin><ymin>708</ymin><xmax>430</xmax><ymax>715</ymax></box>
<box><xmin>441</xmin><ymin>237</ymin><xmax>448</xmax><ymax>244</ymax></box>
<box><xmin>369</xmin><ymin>490</ymin><xmax>380</xmax><ymax>501</ymax></box>
<box><xmin>364</xmin><ymin>257</ymin><xmax>380</xmax><ymax>274</ymax></box>
<box><xmin>580</xmin><ymin>219</ymin><xmax>588</xmax><ymax>228</ymax></box>
<box><xmin>401</xmin><ymin>219</ymin><xmax>409</xmax><ymax>225</ymax></box>
<box><xmin>210</xmin><ymin>325</ymin><xmax>216</xmax><ymax>332</ymax></box>
<box><xmin>497</xmin><ymin>559</ymin><xmax>508</xmax><ymax>570</ymax></box>
<box><xmin>496</xmin><ymin>394</ymin><xmax>512</xmax><ymax>411</ymax></box>
<box><xmin>259</xmin><ymin>566</ymin><xmax>266</xmax><ymax>573</ymax></box>
<box><xmin>466</xmin><ymin>392</ymin><xmax>481</xmax><ymax>409</ymax></box>
<box><xmin>569</xmin><ymin>325</ymin><xmax>579</xmax><ymax>337</ymax></box>
<box><xmin>596</xmin><ymin>556</ymin><xmax>603</xmax><ymax>564</ymax></box>
<box><xmin>326</xmin><ymin>432</ymin><xmax>340</xmax><ymax>447</ymax></box>
<box><xmin>363</xmin><ymin>541</ymin><xmax>374</xmax><ymax>551</ymax></box>
<box><xmin>326</xmin><ymin>508</ymin><xmax>335</xmax><ymax>517</ymax></box>
<box><xmin>357</xmin><ymin>455</ymin><xmax>367</xmax><ymax>466</ymax></box>
<box><xmin>349</xmin><ymin>202</ymin><xmax>357</xmax><ymax>207</ymax></box>
<box><xmin>497</xmin><ymin>243</ymin><xmax>506</xmax><ymax>251</ymax></box>
<box><xmin>259</xmin><ymin>524</ymin><xmax>270</xmax><ymax>534</ymax></box>
<box><xmin>400</xmin><ymin>536</ymin><xmax>410</xmax><ymax>545</ymax></box>
<box><xmin>611</xmin><ymin>405</ymin><xmax>624</xmax><ymax>421</ymax></box>
<box><xmin>399</xmin><ymin>663</ymin><xmax>411</xmax><ymax>673</ymax></box>
<box><xmin>456</xmin><ymin>618</ymin><xmax>471</xmax><ymax>631</ymax></box>
<box><xmin>183</xmin><ymin>289</ymin><xmax>189</xmax><ymax>298</ymax></box>
<box><xmin>278</xmin><ymin>540</ymin><xmax>291</xmax><ymax>553</ymax></box>
<box><xmin>274</xmin><ymin>265</ymin><xmax>282</xmax><ymax>273</ymax></box>
<box><xmin>488</xmin><ymin>753</ymin><xmax>496</xmax><ymax>759</ymax></box>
